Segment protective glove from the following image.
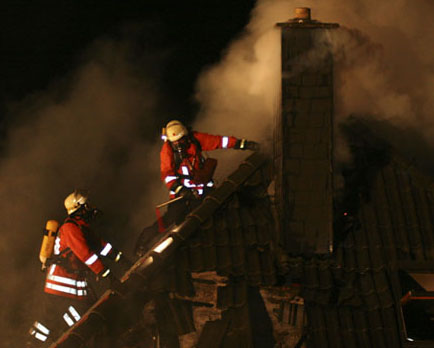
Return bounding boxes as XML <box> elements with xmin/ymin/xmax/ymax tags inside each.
<box><xmin>245</xmin><ymin>140</ymin><xmax>260</xmax><ymax>151</ymax></box>
<box><xmin>117</xmin><ymin>253</ymin><xmax>134</xmax><ymax>268</ymax></box>
<box><xmin>171</xmin><ymin>181</ymin><xmax>198</xmax><ymax>199</ymax></box>
<box><xmin>99</xmin><ymin>268</ymin><xmax>125</xmax><ymax>294</ymax></box>
<box><xmin>235</xmin><ymin>139</ymin><xmax>260</xmax><ymax>151</ymax></box>
<box><xmin>108</xmin><ymin>274</ymin><xmax>124</xmax><ymax>294</ymax></box>
<box><xmin>177</xmin><ymin>186</ymin><xmax>198</xmax><ymax>200</ymax></box>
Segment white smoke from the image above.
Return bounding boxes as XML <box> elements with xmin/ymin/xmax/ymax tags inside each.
<box><xmin>193</xmin><ymin>0</ymin><xmax>290</xmax><ymax>178</ymax></box>
<box><xmin>194</xmin><ymin>0</ymin><xmax>434</xmax><ymax>173</ymax></box>
<box><xmin>0</xmin><ymin>36</ymin><xmax>167</xmax><ymax>345</ymax></box>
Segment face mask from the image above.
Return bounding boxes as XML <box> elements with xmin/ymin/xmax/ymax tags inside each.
<box><xmin>172</xmin><ymin>137</ymin><xmax>188</xmax><ymax>154</ymax></box>
<box><xmin>77</xmin><ymin>203</ymin><xmax>102</xmax><ymax>222</ymax></box>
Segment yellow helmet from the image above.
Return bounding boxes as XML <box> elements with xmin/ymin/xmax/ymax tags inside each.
<box><xmin>64</xmin><ymin>191</ymin><xmax>88</xmax><ymax>215</ymax></box>
<box><xmin>165</xmin><ymin>120</ymin><xmax>188</xmax><ymax>142</ymax></box>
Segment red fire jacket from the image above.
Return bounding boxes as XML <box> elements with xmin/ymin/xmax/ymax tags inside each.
<box><xmin>44</xmin><ymin>216</ymin><xmax>114</xmax><ymax>300</ymax></box>
<box><xmin>160</xmin><ymin>131</ymin><xmax>238</xmax><ymax>198</ymax></box>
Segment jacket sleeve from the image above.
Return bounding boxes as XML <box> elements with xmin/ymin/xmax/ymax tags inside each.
<box><xmin>63</xmin><ymin>222</ymin><xmax>105</xmax><ymax>274</ymax></box>
<box><xmin>193</xmin><ymin>131</ymin><xmax>238</xmax><ymax>151</ymax></box>
<box><xmin>160</xmin><ymin>142</ymin><xmax>181</xmax><ymax>191</ymax></box>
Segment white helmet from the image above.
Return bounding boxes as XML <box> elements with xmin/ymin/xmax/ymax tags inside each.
<box><xmin>165</xmin><ymin>120</ymin><xmax>188</xmax><ymax>142</ymax></box>
<box><xmin>64</xmin><ymin>191</ymin><xmax>88</xmax><ymax>215</ymax></box>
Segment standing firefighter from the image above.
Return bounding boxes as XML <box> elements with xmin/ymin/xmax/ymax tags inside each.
<box><xmin>28</xmin><ymin>191</ymin><xmax>123</xmax><ymax>346</ymax></box>
<box><xmin>160</xmin><ymin>120</ymin><xmax>258</xmax><ymax>222</ymax></box>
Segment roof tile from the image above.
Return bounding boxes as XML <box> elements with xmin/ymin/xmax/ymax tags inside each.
<box><xmin>352</xmin><ymin>309</ymin><xmax>372</xmax><ymax>348</ymax></box>
<box><xmin>216</xmin><ymin>245</ymin><xmax>232</xmax><ymax>276</ymax></box>
<box><xmin>338</xmin><ymin>307</ymin><xmax>358</xmax><ymax>348</ymax></box>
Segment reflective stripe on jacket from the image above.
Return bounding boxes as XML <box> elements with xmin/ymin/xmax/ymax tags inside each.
<box><xmin>44</xmin><ymin>216</ymin><xmax>112</xmax><ymax>300</ymax></box>
<box><xmin>160</xmin><ymin>131</ymin><xmax>238</xmax><ymax>197</ymax></box>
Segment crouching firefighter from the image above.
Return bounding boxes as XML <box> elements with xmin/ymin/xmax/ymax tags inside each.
<box><xmin>135</xmin><ymin>120</ymin><xmax>259</xmax><ymax>256</ymax></box>
<box><xmin>28</xmin><ymin>190</ymin><xmax>124</xmax><ymax>346</ymax></box>
<box><xmin>160</xmin><ymin>119</ymin><xmax>259</xmax><ymax>224</ymax></box>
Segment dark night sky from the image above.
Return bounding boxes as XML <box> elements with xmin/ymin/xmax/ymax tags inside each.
<box><xmin>1</xmin><ymin>2</ymin><xmax>258</xmax><ymax>343</ymax></box>
<box><xmin>1</xmin><ymin>1</ymin><xmax>256</xmax><ymax>126</ymax></box>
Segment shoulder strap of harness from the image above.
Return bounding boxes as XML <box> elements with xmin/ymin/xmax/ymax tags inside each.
<box><xmin>56</xmin><ymin>217</ymin><xmax>80</xmax><ymax>258</ymax></box>
<box><xmin>171</xmin><ymin>131</ymin><xmax>202</xmax><ymax>172</ymax></box>
<box><xmin>64</xmin><ymin>217</ymin><xmax>79</xmax><ymax>226</ymax></box>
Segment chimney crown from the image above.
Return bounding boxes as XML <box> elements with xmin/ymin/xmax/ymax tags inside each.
<box><xmin>294</xmin><ymin>7</ymin><xmax>311</xmax><ymax>21</ymax></box>
<box><xmin>276</xmin><ymin>7</ymin><xmax>339</xmax><ymax>28</ymax></box>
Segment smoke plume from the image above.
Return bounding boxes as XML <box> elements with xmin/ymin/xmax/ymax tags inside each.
<box><xmin>0</xmin><ymin>34</ymin><xmax>167</xmax><ymax>345</ymax></box>
<box><xmin>194</xmin><ymin>0</ymin><xmax>434</xmax><ymax>174</ymax></box>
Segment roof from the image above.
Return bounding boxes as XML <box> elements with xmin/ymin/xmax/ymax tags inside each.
<box><xmin>49</xmin><ymin>118</ymin><xmax>434</xmax><ymax>348</ymax></box>
<box><xmin>49</xmin><ymin>152</ymin><xmax>280</xmax><ymax>348</ymax></box>
<box><xmin>288</xmin><ymin>119</ymin><xmax>434</xmax><ymax>348</ymax></box>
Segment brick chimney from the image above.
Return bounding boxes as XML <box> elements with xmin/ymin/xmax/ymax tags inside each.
<box><xmin>275</xmin><ymin>9</ymin><xmax>339</xmax><ymax>256</ymax></box>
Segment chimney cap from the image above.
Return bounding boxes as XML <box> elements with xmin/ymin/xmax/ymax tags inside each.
<box><xmin>276</xmin><ymin>7</ymin><xmax>339</xmax><ymax>28</ymax></box>
<box><xmin>294</xmin><ymin>7</ymin><xmax>311</xmax><ymax>20</ymax></box>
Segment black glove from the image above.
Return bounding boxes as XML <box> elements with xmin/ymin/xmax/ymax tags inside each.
<box><xmin>99</xmin><ymin>268</ymin><xmax>125</xmax><ymax>294</ymax></box>
<box><xmin>177</xmin><ymin>186</ymin><xmax>197</xmax><ymax>200</ymax></box>
<box><xmin>235</xmin><ymin>139</ymin><xmax>260</xmax><ymax>151</ymax></box>
<box><xmin>108</xmin><ymin>274</ymin><xmax>124</xmax><ymax>294</ymax></box>
<box><xmin>245</xmin><ymin>140</ymin><xmax>260</xmax><ymax>151</ymax></box>
<box><xmin>118</xmin><ymin>254</ymin><xmax>133</xmax><ymax>269</ymax></box>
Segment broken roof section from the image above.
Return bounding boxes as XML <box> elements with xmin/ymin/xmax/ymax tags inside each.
<box><xmin>49</xmin><ymin>151</ymin><xmax>280</xmax><ymax>348</ymax></box>
<box><xmin>285</xmin><ymin>118</ymin><xmax>434</xmax><ymax>347</ymax></box>
<box><xmin>338</xmin><ymin>118</ymin><xmax>434</xmax><ymax>263</ymax></box>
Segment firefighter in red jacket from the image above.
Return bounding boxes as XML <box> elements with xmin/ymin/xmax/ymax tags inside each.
<box><xmin>28</xmin><ymin>191</ymin><xmax>123</xmax><ymax>346</ymax></box>
<box><xmin>160</xmin><ymin>120</ymin><xmax>258</xmax><ymax>223</ymax></box>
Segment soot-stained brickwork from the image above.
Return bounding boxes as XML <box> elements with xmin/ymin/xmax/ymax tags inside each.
<box><xmin>275</xmin><ymin>16</ymin><xmax>338</xmax><ymax>256</ymax></box>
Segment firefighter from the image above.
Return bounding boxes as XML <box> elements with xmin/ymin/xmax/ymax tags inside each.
<box><xmin>160</xmin><ymin>119</ymin><xmax>259</xmax><ymax>223</ymax></box>
<box><xmin>135</xmin><ymin>120</ymin><xmax>259</xmax><ymax>255</ymax></box>
<box><xmin>28</xmin><ymin>191</ymin><xmax>123</xmax><ymax>346</ymax></box>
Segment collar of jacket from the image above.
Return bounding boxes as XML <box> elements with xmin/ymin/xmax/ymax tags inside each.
<box><xmin>65</xmin><ymin>215</ymin><xmax>90</xmax><ymax>228</ymax></box>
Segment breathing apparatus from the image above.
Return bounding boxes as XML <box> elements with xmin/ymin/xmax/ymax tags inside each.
<box><xmin>73</xmin><ymin>203</ymin><xmax>102</xmax><ymax>223</ymax></box>
<box><xmin>39</xmin><ymin>220</ymin><xmax>59</xmax><ymax>271</ymax></box>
